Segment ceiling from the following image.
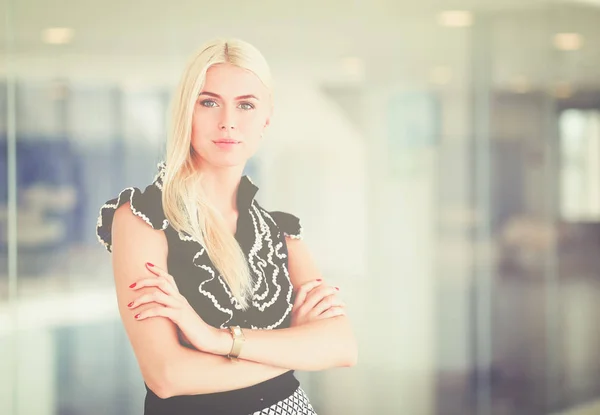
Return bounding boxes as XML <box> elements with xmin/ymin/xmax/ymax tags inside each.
<box><xmin>2</xmin><ymin>0</ymin><xmax>600</xmax><ymax>90</ymax></box>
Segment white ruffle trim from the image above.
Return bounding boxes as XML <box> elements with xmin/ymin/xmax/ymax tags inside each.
<box><xmin>96</xmin><ymin>187</ymin><xmax>169</xmax><ymax>252</ymax></box>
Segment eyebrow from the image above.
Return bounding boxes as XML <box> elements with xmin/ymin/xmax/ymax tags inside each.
<box><xmin>198</xmin><ymin>91</ymin><xmax>259</xmax><ymax>100</ymax></box>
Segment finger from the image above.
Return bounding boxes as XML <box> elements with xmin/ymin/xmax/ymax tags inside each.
<box><xmin>134</xmin><ymin>306</ymin><xmax>176</xmax><ymax>321</ymax></box>
<box><xmin>293</xmin><ymin>279</ymin><xmax>323</xmax><ymax>309</ymax></box>
<box><xmin>293</xmin><ymin>280</ymin><xmax>323</xmax><ymax>308</ymax></box>
<box><xmin>293</xmin><ymin>285</ymin><xmax>337</xmax><ymax>319</ymax></box>
<box><xmin>303</xmin><ymin>285</ymin><xmax>339</xmax><ymax>311</ymax></box>
<box><xmin>128</xmin><ymin>291</ymin><xmax>181</xmax><ymax>310</ymax></box>
<box><xmin>316</xmin><ymin>307</ymin><xmax>345</xmax><ymax>320</ymax></box>
<box><xmin>310</xmin><ymin>295</ymin><xmax>346</xmax><ymax>317</ymax></box>
<box><xmin>145</xmin><ymin>263</ymin><xmax>180</xmax><ymax>291</ymax></box>
<box><xmin>309</xmin><ymin>295</ymin><xmax>346</xmax><ymax>318</ymax></box>
<box><xmin>130</xmin><ymin>277</ymin><xmax>175</xmax><ymax>296</ymax></box>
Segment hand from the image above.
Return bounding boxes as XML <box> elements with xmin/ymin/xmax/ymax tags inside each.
<box><xmin>128</xmin><ymin>262</ymin><xmax>221</xmax><ymax>354</ymax></box>
<box><xmin>291</xmin><ymin>279</ymin><xmax>346</xmax><ymax>327</ymax></box>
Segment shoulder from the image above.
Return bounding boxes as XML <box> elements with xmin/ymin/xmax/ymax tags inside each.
<box><xmin>96</xmin><ymin>162</ymin><xmax>168</xmax><ymax>253</ymax></box>
<box><xmin>281</xmin><ymin>225</ymin><xmax>321</xmax><ymax>288</ymax></box>
<box><xmin>263</xmin><ymin>210</ymin><xmax>304</xmax><ymax>240</ymax></box>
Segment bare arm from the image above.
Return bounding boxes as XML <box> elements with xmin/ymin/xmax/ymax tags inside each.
<box><xmin>211</xmin><ymin>237</ymin><xmax>358</xmax><ymax>371</ymax></box>
<box><xmin>164</xmin><ymin>347</ymin><xmax>290</xmax><ymax>397</ymax></box>
<box><xmin>215</xmin><ymin>316</ymin><xmax>356</xmax><ymax>371</ymax></box>
<box><xmin>111</xmin><ymin>202</ymin><xmax>291</xmax><ymax>398</ymax></box>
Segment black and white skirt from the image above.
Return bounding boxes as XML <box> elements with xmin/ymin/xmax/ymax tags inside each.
<box><xmin>251</xmin><ymin>387</ymin><xmax>317</xmax><ymax>415</ymax></box>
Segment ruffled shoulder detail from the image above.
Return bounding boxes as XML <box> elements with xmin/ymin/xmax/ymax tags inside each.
<box><xmin>96</xmin><ymin>163</ymin><xmax>168</xmax><ymax>252</ymax></box>
<box><xmin>269</xmin><ymin>211</ymin><xmax>303</xmax><ymax>240</ymax></box>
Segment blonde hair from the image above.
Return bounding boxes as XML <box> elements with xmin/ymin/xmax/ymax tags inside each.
<box><xmin>162</xmin><ymin>38</ymin><xmax>273</xmax><ymax>310</ymax></box>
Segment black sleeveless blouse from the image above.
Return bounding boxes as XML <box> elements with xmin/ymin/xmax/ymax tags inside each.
<box><xmin>96</xmin><ymin>162</ymin><xmax>316</xmax><ymax>415</ymax></box>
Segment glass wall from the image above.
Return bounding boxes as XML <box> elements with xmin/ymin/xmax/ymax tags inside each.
<box><xmin>2</xmin><ymin>1</ymin><xmax>600</xmax><ymax>414</ymax></box>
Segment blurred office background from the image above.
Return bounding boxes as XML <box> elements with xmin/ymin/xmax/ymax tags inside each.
<box><xmin>1</xmin><ymin>0</ymin><xmax>600</xmax><ymax>414</ymax></box>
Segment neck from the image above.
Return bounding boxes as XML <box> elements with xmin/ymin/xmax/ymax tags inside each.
<box><xmin>195</xmin><ymin>164</ymin><xmax>246</xmax><ymax>215</ymax></box>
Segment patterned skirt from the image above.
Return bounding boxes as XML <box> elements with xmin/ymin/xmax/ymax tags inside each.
<box><xmin>251</xmin><ymin>387</ymin><xmax>317</xmax><ymax>415</ymax></box>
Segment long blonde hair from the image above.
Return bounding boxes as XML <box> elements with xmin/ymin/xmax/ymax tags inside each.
<box><xmin>162</xmin><ymin>38</ymin><xmax>273</xmax><ymax>310</ymax></box>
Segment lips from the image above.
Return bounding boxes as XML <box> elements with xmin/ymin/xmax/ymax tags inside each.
<box><xmin>214</xmin><ymin>139</ymin><xmax>240</xmax><ymax>144</ymax></box>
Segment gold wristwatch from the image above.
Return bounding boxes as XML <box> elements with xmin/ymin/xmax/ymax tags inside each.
<box><xmin>227</xmin><ymin>325</ymin><xmax>245</xmax><ymax>361</ymax></box>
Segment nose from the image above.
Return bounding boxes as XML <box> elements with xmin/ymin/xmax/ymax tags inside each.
<box><xmin>219</xmin><ymin>122</ymin><xmax>235</xmax><ymax>131</ymax></box>
<box><xmin>218</xmin><ymin>108</ymin><xmax>236</xmax><ymax>131</ymax></box>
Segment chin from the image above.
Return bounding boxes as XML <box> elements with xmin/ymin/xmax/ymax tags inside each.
<box><xmin>208</xmin><ymin>157</ymin><xmax>247</xmax><ymax>169</ymax></box>
<box><xmin>194</xmin><ymin>150</ymin><xmax>247</xmax><ymax>168</ymax></box>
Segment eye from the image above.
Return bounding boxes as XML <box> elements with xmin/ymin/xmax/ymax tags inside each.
<box><xmin>238</xmin><ymin>102</ymin><xmax>255</xmax><ymax>110</ymax></box>
<box><xmin>200</xmin><ymin>99</ymin><xmax>218</xmax><ymax>108</ymax></box>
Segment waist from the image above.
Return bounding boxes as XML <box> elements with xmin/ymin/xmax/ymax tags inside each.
<box><xmin>144</xmin><ymin>370</ymin><xmax>299</xmax><ymax>415</ymax></box>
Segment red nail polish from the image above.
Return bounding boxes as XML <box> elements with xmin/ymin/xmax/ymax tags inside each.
<box><xmin>146</xmin><ymin>262</ymin><xmax>154</xmax><ymax>267</ymax></box>
<box><xmin>129</xmin><ymin>283</ymin><xmax>136</xmax><ymax>288</ymax></box>
<box><xmin>134</xmin><ymin>313</ymin><xmax>141</xmax><ymax>319</ymax></box>
<box><xmin>335</xmin><ymin>287</ymin><xmax>340</xmax><ymax>290</ymax></box>
<box><xmin>316</xmin><ymin>279</ymin><xmax>322</xmax><ymax>282</ymax></box>
<box><xmin>127</xmin><ymin>301</ymin><xmax>134</xmax><ymax>307</ymax></box>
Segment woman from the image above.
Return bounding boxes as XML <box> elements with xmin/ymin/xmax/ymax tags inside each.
<box><xmin>96</xmin><ymin>38</ymin><xmax>357</xmax><ymax>415</ymax></box>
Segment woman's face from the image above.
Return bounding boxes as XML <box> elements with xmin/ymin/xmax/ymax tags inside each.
<box><xmin>191</xmin><ymin>63</ymin><xmax>271</xmax><ymax>169</ymax></box>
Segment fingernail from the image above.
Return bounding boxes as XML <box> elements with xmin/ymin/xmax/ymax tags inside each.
<box><xmin>134</xmin><ymin>313</ymin><xmax>141</xmax><ymax>319</ymax></box>
<box><xmin>316</xmin><ymin>279</ymin><xmax>322</xmax><ymax>282</ymax></box>
<box><xmin>335</xmin><ymin>287</ymin><xmax>340</xmax><ymax>290</ymax></box>
<box><xmin>127</xmin><ymin>301</ymin><xmax>134</xmax><ymax>307</ymax></box>
<box><xmin>129</xmin><ymin>283</ymin><xmax>136</xmax><ymax>288</ymax></box>
<box><xmin>146</xmin><ymin>262</ymin><xmax>154</xmax><ymax>268</ymax></box>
